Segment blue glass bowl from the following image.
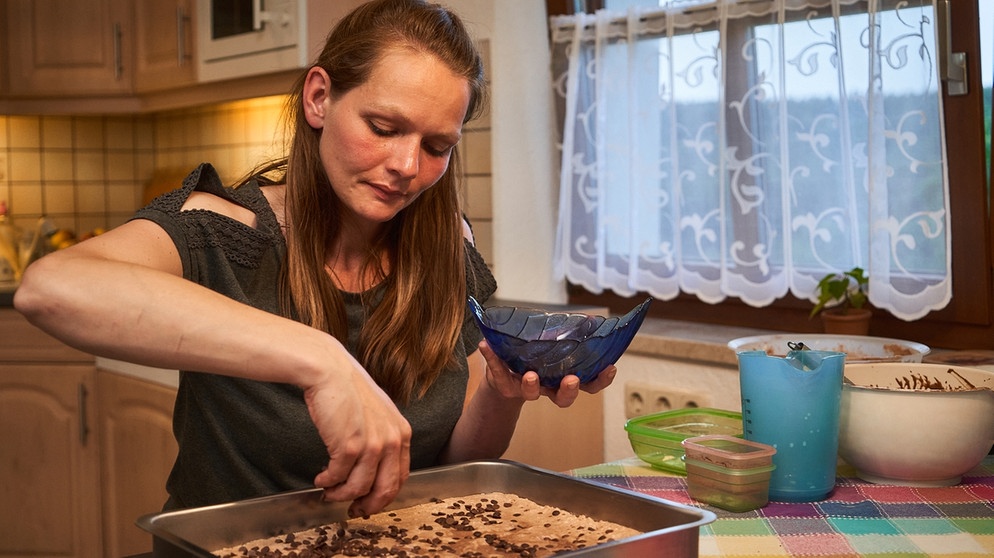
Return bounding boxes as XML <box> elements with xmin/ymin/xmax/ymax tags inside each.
<box><xmin>467</xmin><ymin>297</ymin><xmax>652</xmax><ymax>388</ymax></box>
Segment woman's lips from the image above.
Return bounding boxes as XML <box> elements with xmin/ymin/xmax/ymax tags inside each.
<box><xmin>369</xmin><ymin>182</ymin><xmax>406</xmax><ymax>202</ymax></box>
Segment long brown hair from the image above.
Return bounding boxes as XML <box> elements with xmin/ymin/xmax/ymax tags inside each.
<box><xmin>277</xmin><ymin>0</ymin><xmax>488</xmax><ymax>403</ymax></box>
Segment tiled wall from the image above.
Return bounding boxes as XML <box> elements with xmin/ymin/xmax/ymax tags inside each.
<box><xmin>151</xmin><ymin>96</ymin><xmax>290</xmax><ymax>188</ymax></box>
<box><xmin>0</xmin><ymin>96</ymin><xmax>290</xmax><ymax>236</ymax></box>
<box><xmin>0</xmin><ymin>113</ymin><xmax>156</xmax><ymax>236</ymax></box>
<box><xmin>460</xmin><ymin>93</ymin><xmax>494</xmax><ymax>265</ymax></box>
<box><xmin>0</xmin><ymin>87</ymin><xmax>493</xmax><ymax>265</ymax></box>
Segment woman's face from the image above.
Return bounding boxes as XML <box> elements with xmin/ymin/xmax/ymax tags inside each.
<box><xmin>303</xmin><ymin>49</ymin><xmax>471</xmax><ymax>229</ymax></box>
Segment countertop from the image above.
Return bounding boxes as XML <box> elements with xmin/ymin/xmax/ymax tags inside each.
<box><xmin>96</xmin><ymin>357</ymin><xmax>179</xmax><ymax>388</ymax></box>
<box><xmin>570</xmin><ymin>456</ymin><xmax>994</xmax><ymax>557</ymax></box>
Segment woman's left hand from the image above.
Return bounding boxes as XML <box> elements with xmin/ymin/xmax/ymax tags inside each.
<box><xmin>478</xmin><ymin>341</ymin><xmax>618</xmax><ymax>408</ymax></box>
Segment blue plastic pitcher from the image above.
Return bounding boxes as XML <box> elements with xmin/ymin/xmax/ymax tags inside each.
<box><xmin>737</xmin><ymin>349</ymin><xmax>845</xmax><ymax>502</ymax></box>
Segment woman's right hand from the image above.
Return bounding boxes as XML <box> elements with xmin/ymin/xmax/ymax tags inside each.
<box><xmin>305</xmin><ymin>359</ymin><xmax>412</xmax><ymax>517</ymax></box>
<box><xmin>15</xmin><ymin>215</ymin><xmax>414</xmax><ymax>516</ymax></box>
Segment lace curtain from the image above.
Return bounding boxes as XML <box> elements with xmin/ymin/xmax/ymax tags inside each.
<box><xmin>550</xmin><ymin>0</ymin><xmax>951</xmax><ymax>321</ymax></box>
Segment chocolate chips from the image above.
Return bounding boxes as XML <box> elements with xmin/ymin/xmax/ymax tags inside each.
<box><xmin>215</xmin><ymin>493</ymin><xmax>640</xmax><ymax>558</ymax></box>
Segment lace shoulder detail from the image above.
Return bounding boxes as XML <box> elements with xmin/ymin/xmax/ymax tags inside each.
<box><xmin>132</xmin><ymin>163</ymin><xmax>285</xmax><ymax>274</ymax></box>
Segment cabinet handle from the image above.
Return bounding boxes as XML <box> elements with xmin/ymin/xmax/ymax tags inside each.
<box><xmin>252</xmin><ymin>0</ymin><xmax>264</xmax><ymax>30</ymax></box>
<box><xmin>78</xmin><ymin>383</ymin><xmax>90</xmax><ymax>446</ymax></box>
<box><xmin>113</xmin><ymin>23</ymin><xmax>123</xmax><ymax>80</ymax></box>
<box><xmin>177</xmin><ymin>7</ymin><xmax>192</xmax><ymax>66</ymax></box>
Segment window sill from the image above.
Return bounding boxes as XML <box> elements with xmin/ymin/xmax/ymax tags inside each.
<box><xmin>628</xmin><ymin>317</ymin><xmax>994</xmax><ymax>369</ymax></box>
<box><xmin>627</xmin><ymin>318</ymin><xmax>777</xmax><ymax>368</ymax></box>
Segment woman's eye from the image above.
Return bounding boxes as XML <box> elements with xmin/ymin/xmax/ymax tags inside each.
<box><xmin>424</xmin><ymin>143</ymin><xmax>452</xmax><ymax>157</ymax></box>
<box><xmin>367</xmin><ymin>120</ymin><xmax>396</xmax><ymax>137</ymax></box>
<box><xmin>368</xmin><ymin>119</ymin><xmax>452</xmax><ymax>157</ymax></box>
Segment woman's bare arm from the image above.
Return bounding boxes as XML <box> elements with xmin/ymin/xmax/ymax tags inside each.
<box><xmin>17</xmin><ymin>219</ymin><xmax>327</xmax><ymax>375</ymax></box>
<box><xmin>14</xmin><ymin>207</ymin><xmax>411</xmax><ymax>516</ymax></box>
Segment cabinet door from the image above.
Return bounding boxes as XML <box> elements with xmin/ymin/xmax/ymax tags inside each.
<box><xmin>5</xmin><ymin>0</ymin><xmax>133</xmax><ymax>96</ymax></box>
<box><xmin>502</xmin><ymin>391</ymin><xmax>605</xmax><ymax>471</ymax></box>
<box><xmin>96</xmin><ymin>370</ymin><xmax>177</xmax><ymax>558</ymax></box>
<box><xmin>0</xmin><ymin>364</ymin><xmax>102</xmax><ymax>558</ymax></box>
<box><xmin>134</xmin><ymin>0</ymin><xmax>196</xmax><ymax>92</ymax></box>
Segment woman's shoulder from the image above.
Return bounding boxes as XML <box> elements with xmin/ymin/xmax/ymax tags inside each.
<box><xmin>144</xmin><ymin>163</ymin><xmax>242</xmax><ymax>200</ymax></box>
<box><xmin>141</xmin><ymin>164</ymin><xmax>279</xmax><ymax>226</ymax></box>
<box><xmin>134</xmin><ymin>164</ymin><xmax>286</xmax><ymax>257</ymax></box>
<box><xmin>132</xmin><ymin>165</ymin><xmax>286</xmax><ymax>282</ymax></box>
<box><xmin>182</xmin><ymin>190</ymin><xmax>257</xmax><ymax>229</ymax></box>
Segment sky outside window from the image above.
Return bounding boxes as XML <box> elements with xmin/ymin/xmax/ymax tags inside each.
<box><xmin>603</xmin><ymin>0</ymin><xmax>992</xmax><ymax>178</ymax></box>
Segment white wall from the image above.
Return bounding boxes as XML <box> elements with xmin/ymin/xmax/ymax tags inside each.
<box><xmin>454</xmin><ymin>1</ymin><xmax>566</xmax><ymax>306</ymax></box>
<box><xmin>604</xmin><ymin>355</ymin><xmax>741</xmax><ymax>461</ymax></box>
<box><xmin>445</xmin><ymin>4</ymin><xmax>754</xmax><ymax>466</ymax></box>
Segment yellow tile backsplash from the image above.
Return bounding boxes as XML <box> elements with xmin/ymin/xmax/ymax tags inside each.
<box><xmin>75</xmin><ymin>152</ymin><xmax>106</xmax><ymax>182</ymax></box>
<box><xmin>41</xmin><ymin>152</ymin><xmax>73</xmax><ymax>181</ymax></box>
<box><xmin>0</xmin><ymin>88</ymin><xmax>493</xmax><ymax>264</ymax></box>
<box><xmin>73</xmin><ymin>119</ymin><xmax>106</xmax><ymax>150</ymax></box>
<box><xmin>41</xmin><ymin>117</ymin><xmax>73</xmax><ymax>149</ymax></box>
<box><xmin>8</xmin><ymin>116</ymin><xmax>41</xmax><ymax>149</ymax></box>
<box><xmin>9</xmin><ymin>151</ymin><xmax>41</xmax><ymax>182</ymax></box>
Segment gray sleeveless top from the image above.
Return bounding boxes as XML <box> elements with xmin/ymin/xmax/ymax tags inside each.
<box><xmin>132</xmin><ymin>163</ymin><xmax>497</xmax><ymax>510</ymax></box>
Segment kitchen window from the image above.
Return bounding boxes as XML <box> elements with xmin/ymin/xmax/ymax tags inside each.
<box><xmin>549</xmin><ymin>0</ymin><xmax>994</xmax><ymax>348</ymax></box>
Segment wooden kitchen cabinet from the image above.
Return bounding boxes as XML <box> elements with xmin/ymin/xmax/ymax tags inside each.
<box><xmin>0</xmin><ymin>0</ymin><xmax>370</xmax><ymax>113</ymax></box>
<box><xmin>0</xmin><ymin>309</ymin><xmax>178</xmax><ymax>558</ymax></box>
<box><xmin>0</xmin><ymin>365</ymin><xmax>102</xmax><ymax>558</ymax></box>
<box><xmin>4</xmin><ymin>0</ymin><xmax>197</xmax><ymax>98</ymax></box>
<box><xmin>502</xmin><ymin>391</ymin><xmax>605</xmax><ymax>472</ymax></box>
<box><xmin>0</xmin><ymin>5</ymin><xmax>8</xmax><ymax>96</ymax></box>
<box><xmin>0</xmin><ymin>307</ymin><xmax>102</xmax><ymax>558</ymax></box>
<box><xmin>134</xmin><ymin>0</ymin><xmax>196</xmax><ymax>93</ymax></box>
<box><xmin>96</xmin><ymin>369</ymin><xmax>177</xmax><ymax>558</ymax></box>
<box><xmin>5</xmin><ymin>0</ymin><xmax>134</xmax><ymax>96</ymax></box>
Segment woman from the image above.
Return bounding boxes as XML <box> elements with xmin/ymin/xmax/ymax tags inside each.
<box><xmin>13</xmin><ymin>0</ymin><xmax>617</xmax><ymax>518</ymax></box>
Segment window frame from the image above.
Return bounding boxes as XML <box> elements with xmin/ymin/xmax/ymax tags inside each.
<box><xmin>549</xmin><ymin>0</ymin><xmax>994</xmax><ymax>350</ymax></box>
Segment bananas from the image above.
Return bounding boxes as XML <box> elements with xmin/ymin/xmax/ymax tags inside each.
<box><xmin>47</xmin><ymin>227</ymin><xmax>105</xmax><ymax>251</ymax></box>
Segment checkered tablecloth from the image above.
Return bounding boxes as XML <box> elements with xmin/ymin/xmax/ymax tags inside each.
<box><xmin>570</xmin><ymin>456</ymin><xmax>994</xmax><ymax>557</ymax></box>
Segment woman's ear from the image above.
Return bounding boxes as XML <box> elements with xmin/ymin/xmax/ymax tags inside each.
<box><xmin>302</xmin><ymin>67</ymin><xmax>331</xmax><ymax>129</ymax></box>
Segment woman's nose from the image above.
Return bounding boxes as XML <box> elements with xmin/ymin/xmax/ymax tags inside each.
<box><xmin>388</xmin><ymin>138</ymin><xmax>420</xmax><ymax>179</ymax></box>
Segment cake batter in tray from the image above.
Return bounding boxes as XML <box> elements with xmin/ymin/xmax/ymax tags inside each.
<box><xmin>138</xmin><ymin>459</ymin><xmax>715</xmax><ymax>557</ymax></box>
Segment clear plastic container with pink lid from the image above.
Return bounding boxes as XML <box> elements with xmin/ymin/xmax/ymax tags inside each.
<box><xmin>682</xmin><ymin>434</ymin><xmax>776</xmax><ymax>469</ymax></box>
<box><xmin>681</xmin><ymin>434</ymin><xmax>777</xmax><ymax>512</ymax></box>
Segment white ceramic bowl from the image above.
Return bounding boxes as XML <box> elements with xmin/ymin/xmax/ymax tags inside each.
<box><xmin>728</xmin><ymin>334</ymin><xmax>929</xmax><ymax>363</ymax></box>
<box><xmin>839</xmin><ymin>362</ymin><xmax>994</xmax><ymax>486</ymax></box>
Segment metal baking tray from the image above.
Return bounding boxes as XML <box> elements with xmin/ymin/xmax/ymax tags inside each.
<box><xmin>138</xmin><ymin>459</ymin><xmax>715</xmax><ymax>557</ymax></box>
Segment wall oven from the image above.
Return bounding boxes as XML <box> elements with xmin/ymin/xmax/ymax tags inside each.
<box><xmin>197</xmin><ymin>0</ymin><xmax>307</xmax><ymax>82</ymax></box>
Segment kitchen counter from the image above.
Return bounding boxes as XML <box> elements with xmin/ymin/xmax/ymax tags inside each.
<box><xmin>569</xmin><ymin>456</ymin><xmax>994</xmax><ymax>557</ymax></box>
<box><xmin>96</xmin><ymin>358</ymin><xmax>179</xmax><ymax>389</ymax></box>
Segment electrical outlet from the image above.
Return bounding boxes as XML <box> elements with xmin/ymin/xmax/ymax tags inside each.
<box><xmin>624</xmin><ymin>382</ymin><xmax>712</xmax><ymax>418</ymax></box>
<box><xmin>624</xmin><ymin>386</ymin><xmax>646</xmax><ymax>418</ymax></box>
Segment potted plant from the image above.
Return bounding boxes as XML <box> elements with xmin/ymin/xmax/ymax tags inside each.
<box><xmin>809</xmin><ymin>267</ymin><xmax>871</xmax><ymax>335</ymax></box>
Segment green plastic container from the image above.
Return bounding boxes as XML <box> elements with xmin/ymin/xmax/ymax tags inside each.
<box><xmin>682</xmin><ymin>435</ymin><xmax>777</xmax><ymax>512</ymax></box>
<box><xmin>625</xmin><ymin>408</ymin><xmax>743</xmax><ymax>474</ymax></box>
<box><xmin>683</xmin><ymin>457</ymin><xmax>776</xmax><ymax>512</ymax></box>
